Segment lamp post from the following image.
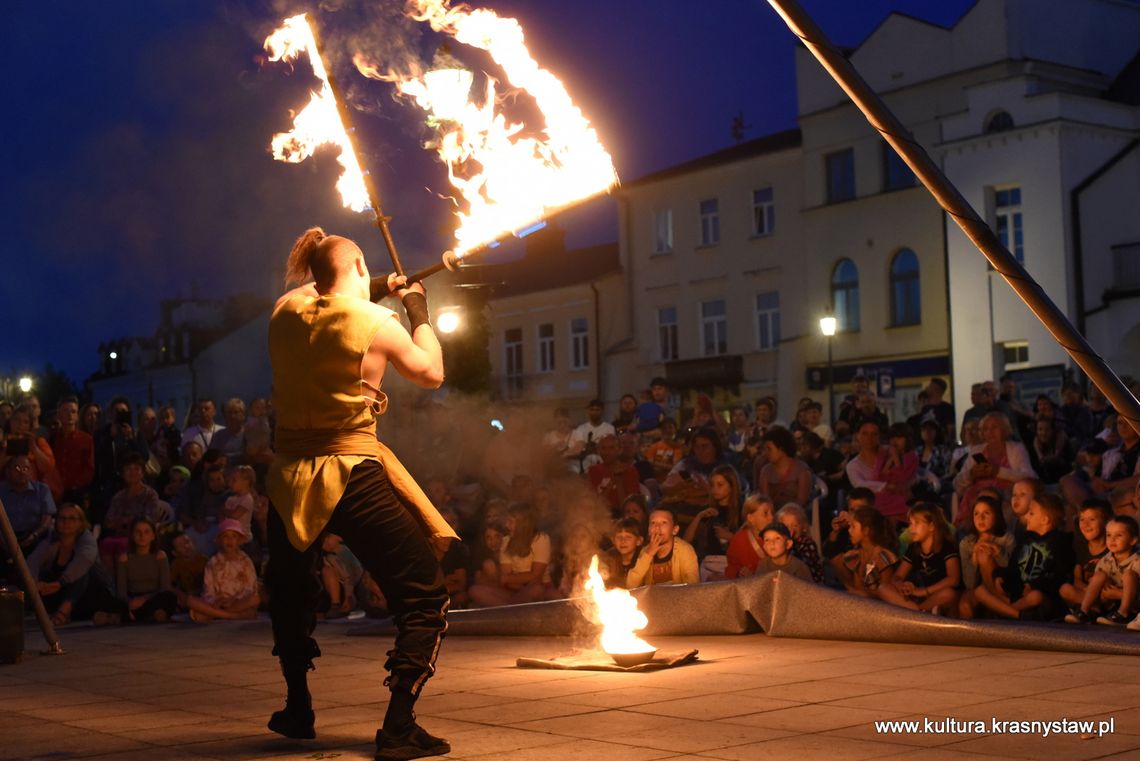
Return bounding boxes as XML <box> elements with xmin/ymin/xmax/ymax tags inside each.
<box><xmin>819</xmin><ymin>313</ymin><xmax>837</xmax><ymax>426</ymax></box>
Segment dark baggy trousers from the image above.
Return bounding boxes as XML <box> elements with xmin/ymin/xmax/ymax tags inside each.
<box><xmin>267</xmin><ymin>459</ymin><xmax>449</xmax><ymax>695</ymax></box>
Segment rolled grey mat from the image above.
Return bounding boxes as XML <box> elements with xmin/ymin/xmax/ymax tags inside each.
<box><xmin>349</xmin><ymin>573</ymin><xmax>1140</xmax><ymax>656</ymax></box>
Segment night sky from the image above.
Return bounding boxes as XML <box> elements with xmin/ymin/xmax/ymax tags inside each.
<box><xmin>2</xmin><ymin>0</ymin><xmax>974</xmax><ymax>386</ymax></box>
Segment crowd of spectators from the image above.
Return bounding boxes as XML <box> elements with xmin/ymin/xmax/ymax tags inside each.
<box><xmin>2</xmin><ymin>370</ymin><xmax>1140</xmax><ymax>633</ymax></box>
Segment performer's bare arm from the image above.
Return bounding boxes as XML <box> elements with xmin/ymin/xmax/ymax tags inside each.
<box><xmin>367</xmin><ymin>280</ymin><xmax>445</xmax><ymax>390</ymax></box>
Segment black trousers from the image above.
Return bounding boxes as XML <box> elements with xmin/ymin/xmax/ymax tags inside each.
<box><xmin>267</xmin><ymin>460</ymin><xmax>449</xmax><ymax>695</ymax></box>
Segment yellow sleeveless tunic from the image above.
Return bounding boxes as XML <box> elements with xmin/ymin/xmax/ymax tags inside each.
<box><xmin>266</xmin><ymin>292</ymin><xmax>457</xmax><ymax>551</ymax></box>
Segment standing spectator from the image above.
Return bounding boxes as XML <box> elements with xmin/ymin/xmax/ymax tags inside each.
<box><xmin>685</xmin><ymin>393</ymin><xmax>727</xmax><ymax>436</ymax></box>
<box><xmin>755</xmin><ymin>427</ymin><xmax>812</xmax><ymax>509</ymax></box>
<box><xmin>631</xmin><ymin>382</ymin><xmax>667</xmax><ymax>432</ymax></box>
<box><xmin>541</xmin><ymin>408</ymin><xmax>576</xmax><ymax>472</ymax></box>
<box><xmin>612</xmin><ymin>394</ymin><xmax>638</xmax><ymax>433</ymax></box>
<box><xmin>627</xmin><ymin>507</ymin><xmax>699</xmax><ymax>587</ymax></box>
<box><xmin>0</xmin><ymin>400</ymin><xmax>13</xmax><ymax>430</ymax></box>
<box><xmin>137</xmin><ymin>407</ymin><xmax>161</xmax><ymax>473</ymax></box>
<box><xmin>2</xmin><ymin>404</ymin><xmax>62</xmax><ymax>501</ymax></box>
<box><xmin>919</xmin><ymin>377</ymin><xmax>957</xmax><ymax>444</ymax></box>
<box><xmin>649</xmin><ymin>377</ymin><xmax>676</xmax><ymax>427</ymax></box>
<box><xmin>567</xmin><ymin>399</ymin><xmax>615</xmax><ymax>474</ymax></box>
<box><xmin>0</xmin><ymin>456</ymin><xmax>56</xmax><ymax>566</ymax></box>
<box><xmin>222</xmin><ymin>465</ymin><xmax>257</xmax><ymax>539</ymax></box>
<box><xmin>998</xmin><ymin>376</ymin><xmax>1035</xmax><ymax>442</ymax></box>
<box><xmin>50</xmin><ymin>396</ymin><xmax>94</xmax><ymax>503</ymax></box>
<box><xmin>838</xmin><ymin>375</ymin><xmax>872</xmax><ymax>431</ymax></box>
<box><xmin>79</xmin><ymin>403</ymin><xmax>102</xmax><ymax>435</ymax></box>
<box><xmin>644</xmin><ymin>418</ymin><xmax>684</xmax><ymax>482</ymax></box>
<box><xmin>1060</xmin><ymin>382</ymin><xmax>1095</xmax><ymax>446</ymax></box>
<box><xmin>850</xmin><ymin>392</ymin><xmax>889</xmax><ymax>434</ymax></box>
<box><xmin>210</xmin><ymin>398</ymin><xmax>248</xmax><ymax>461</ymax></box>
<box><xmin>154</xmin><ymin>405</ymin><xmax>182</xmax><ymax>471</ymax></box>
<box><xmin>181</xmin><ymin>398</ymin><xmax>221</xmax><ymax>450</ymax></box>
<box><xmin>618</xmin><ymin>432</ymin><xmax>655</xmax><ymax>484</ymax></box>
<box><xmin>92</xmin><ymin>396</ymin><xmax>145</xmax><ymax>524</ymax></box>
<box><xmin>116</xmin><ymin>516</ymin><xmax>176</xmax><ymax>624</ymax></box>
<box><xmin>727</xmin><ymin>406</ymin><xmax>753</xmax><ymax>455</ymax></box>
<box><xmin>24</xmin><ymin>394</ymin><xmax>49</xmax><ymax>440</ymax></box>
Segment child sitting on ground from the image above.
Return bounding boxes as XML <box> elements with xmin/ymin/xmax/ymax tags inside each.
<box><xmin>958</xmin><ymin>495</ymin><xmax>1014</xmax><ymax>619</ymax></box>
<box><xmin>757</xmin><ymin>522</ymin><xmax>814</xmax><ymax>581</ymax></box>
<box><xmin>892</xmin><ymin>502</ymin><xmax>960</xmax><ymax>615</ymax></box>
<box><xmin>319</xmin><ymin>532</ymin><xmax>365</xmax><ymax>619</ymax></box>
<box><xmin>975</xmin><ymin>493</ymin><xmax>1073</xmax><ymax>620</ymax></box>
<box><xmin>822</xmin><ymin>487</ymin><xmax>876</xmax><ymax>562</ymax></box>
<box><xmin>724</xmin><ymin>494</ymin><xmax>775</xmax><ymax>579</ymax></box>
<box><xmin>187</xmin><ymin>519</ymin><xmax>259</xmax><ymax>621</ymax></box>
<box><xmin>438</xmin><ymin>507</ymin><xmax>471</xmax><ymax>608</ymax></box>
<box><xmin>1065</xmin><ymin>515</ymin><xmax>1140</xmax><ymax>626</ymax></box>
<box><xmin>777</xmin><ymin>503</ymin><xmax>824</xmax><ymax>583</ymax></box>
<box><xmin>116</xmin><ymin>516</ymin><xmax>177</xmax><ymax>624</ymax></box>
<box><xmin>834</xmin><ymin>505</ymin><xmax>904</xmax><ymax>604</ymax></box>
<box><xmin>1008</xmin><ymin>477</ymin><xmax>1043</xmax><ymax>541</ymax></box>
<box><xmin>471</xmin><ymin>520</ymin><xmax>505</xmax><ymax>587</ymax></box>
<box><xmin>1060</xmin><ymin>499</ymin><xmax>1111</xmax><ymax>612</ymax></box>
<box><xmin>169</xmin><ymin>532</ymin><xmax>207</xmax><ymax>611</ymax></box>
<box><xmin>604</xmin><ymin>518</ymin><xmax>643</xmax><ymax>588</ymax></box>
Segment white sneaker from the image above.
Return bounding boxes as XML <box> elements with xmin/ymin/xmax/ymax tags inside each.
<box><xmin>1127</xmin><ymin>613</ymin><xmax>1140</xmax><ymax>632</ymax></box>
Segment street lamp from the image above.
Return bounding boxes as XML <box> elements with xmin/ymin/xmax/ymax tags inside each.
<box><xmin>819</xmin><ymin>313</ymin><xmax>837</xmax><ymax>426</ymax></box>
<box><xmin>17</xmin><ymin>376</ymin><xmax>32</xmax><ymax>394</ymax></box>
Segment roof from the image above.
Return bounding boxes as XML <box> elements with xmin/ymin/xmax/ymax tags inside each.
<box><xmin>620</xmin><ymin>128</ymin><xmax>802</xmax><ymax>189</ymax></box>
<box><xmin>1106</xmin><ymin>49</ymin><xmax>1140</xmax><ymax>105</ymax></box>
<box><xmin>460</xmin><ymin>226</ymin><xmax>621</xmax><ymax>299</ymax></box>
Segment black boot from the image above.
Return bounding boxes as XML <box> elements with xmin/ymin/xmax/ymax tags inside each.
<box><xmin>375</xmin><ymin>689</ymin><xmax>449</xmax><ymax>760</ymax></box>
<box><xmin>268</xmin><ymin>660</ymin><xmax>316</xmax><ymax>739</ymax></box>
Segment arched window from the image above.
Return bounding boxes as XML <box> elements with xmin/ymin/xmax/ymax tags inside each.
<box><xmin>831</xmin><ymin>259</ymin><xmax>860</xmax><ymax>332</ymax></box>
<box><xmin>984</xmin><ymin>110</ymin><xmax>1014</xmax><ymax>134</ymax></box>
<box><xmin>890</xmin><ymin>249</ymin><xmax>921</xmax><ymax>326</ymax></box>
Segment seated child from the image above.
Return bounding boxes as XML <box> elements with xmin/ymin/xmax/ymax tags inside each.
<box><xmin>975</xmin><ymin>493</ymin><xmax>1073</xmax><ymax>620</ymax></box>
<box><xmin>822</xmin><ymin>487</ymin><xmax>875</xmax><ymax>561</ymax></box>
<box><xmin>169</xmin><ymin>532</ymin><xmax>207</xmax><ymax>610</ymax></box>
<box><xmin>187</xmin><ymin>519</ymin><xmax>260</xmax><ymax>621</ymax></box>
<box><xmin>1060</xmin><ymin>499</ymin><xmax>1111</xmax><ymax>611</ymax></box>
<box><xmin>319</xmin><ymin>532</ymin><xmax>366</xmax><ymax>619</ymax></box>
<box><xmin>604</xmin><ymin>518</ymin><xmax>643</xmax><ymax>588</ymax></box>
<box><xmin>471</xmin><ymin>521</ymin><xmax>505</xmax><ymax>587</ymax></box>
<box><xmin>116</xmin><ymin>516</ymin><xmax>177</xmax><ymax>624</ymax></box>
<box><xmin>958</xmin><ymin>495</ymin><xmax>1014</xmax><ymax>619</ymax></box>
<box><xmin>1065</xmin><ymin>515</ymin><xmax>1140</xmax><ymax>626</ymax></box>
<box><xmin>891</xmin><ymin>502</ymin><xmax>960</xmax><ymax>615</ymax></box>
<box><xmin>834</xmin><ymin>505</ymin><xmax>904</xmax><ymax>604</ymax></box>
<box><xmin>724</xmin><ymin>494</ymin><xmax>775</xmax><ymax>579</ymax></box>
<box><xmin>1007</xmin><ymin>478</ymin><xmax>1043</xmax><ymax>542</ymax></box>
<box><xmin>757</xmin><ymin>522</ymin><xmax>814</xmax><ymax>581</ymax></box>
<box><xmin>777</xmin><ymin>503</ymin><xmax>824</xmax><ymax>583</ymax></box>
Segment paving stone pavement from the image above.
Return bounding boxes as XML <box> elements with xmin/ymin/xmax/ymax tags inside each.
<box><xmin>4</xmin><ymin>618</ymin><xmax>1140</xmax><ymax>760</ymax></box>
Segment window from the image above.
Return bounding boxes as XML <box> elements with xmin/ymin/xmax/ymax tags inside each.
<box><xmin>752</xmin><ymin>187</ymin><xmax>775</xmax><ymax>236</ymax></box>
<box><xmin>1003</xmin><ymin>341</ymin><xmax>1029</xmax><ymax>368</ymax></box>
<box><xmin>881</xmin><ymin>141</ymin><xmax>915</xmax><ymax>191</ymax></box>
<box><xmin>537</xmin><ymin>323</ymin><xmax>555</xmax><ymax>373</ymax></box>
<box><xmin>658</xmin><ymin>306</ymin><xmax>678</xmax><ymax>362</ymax></box>
<box><xmin>570</xmin><ymin>317</ymin><xmax>589</xmax><ymax>370</ymax></box>
<box><xmin>701</xmin><ymin>299</ymin><xmax>727</xmax><ymax>356</ymax></box>
<box><xmin>653</xmin><ymin>209</ymin><xmax>673</xmax><ymax>254</ymax></box>
<box><xmin>889</xmin><ymin>249</ymin><xmax>921</xmax><ymax>326</ymax></box>
<box><xmin>831</xmin><ymin>259</ymin><xmax>860</xmax><ymax>332</ymax></box>
<box><xmin>504</xmin><ymin>328</ymin><xmax>523</xmax><ymax>398</ymax></box>
<box><xmin>699</xmin><ymin>198</ymin><xmax>720</xmax><ymax>246</ymax></box>
<box><xmin>825</xmin><ymin>148</ymin><xmax>855</xmax><ymax>203</ymax></box>
<box><xmin>755</xmin><ymin>291</ymin><xmax>780</xmax><ymax>351</ymax></box>
<box><xmin>985</xmin><ymin>110</ymin><xmax>1015</xmax><ymax>134</ymax></box>
<box><xmin>995</xmin><ymin>186</ymin><xmax>1024</xmax><ymax>264</ymax></box>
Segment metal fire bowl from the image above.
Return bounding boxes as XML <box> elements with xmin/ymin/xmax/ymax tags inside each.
<box><xmin>609</xmin><ymin>649</ymin><xmax>657</xmax><ymax>667</ymax></box>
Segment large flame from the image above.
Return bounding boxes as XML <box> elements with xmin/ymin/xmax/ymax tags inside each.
<box><xmin>584</xmin><ymin>555</ymin><xmax>654</xmax><ymax>655</ymax></box>
<box><xmin>264</xmin><ymin>15</ymin><xmax>371</xmax><ymax>213</ymax></box>
<box><xmin>356</xmin><ymin>0</ymin><xmax>619</xmax><ymax>256</ymax></box>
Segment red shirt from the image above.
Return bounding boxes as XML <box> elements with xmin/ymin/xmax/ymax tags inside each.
<box><xmin>51</xmin><ymin>428</ymin><xmax>94</xmax><ymax>492</ymax></box>
<box><xmin>587</xmin><ymin>462</ymin><xmax>641</xmax><ymax>514</ymax></box>
<box><xmin>725</xmin><ymin>526</ymin><xmax>763</xmax><ymax>579</ymax></box>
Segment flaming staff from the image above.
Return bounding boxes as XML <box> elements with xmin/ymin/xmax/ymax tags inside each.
<box><xmin>265</xmin><ymin>2</ymin><xmax>619</xmax><ymax>296</ymax></box>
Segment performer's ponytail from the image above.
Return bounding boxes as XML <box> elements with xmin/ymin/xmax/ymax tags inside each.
<box><xmin>285</xmin><ymin>227</ymin><xmax>326</xmax><ymax>286</ymax></box>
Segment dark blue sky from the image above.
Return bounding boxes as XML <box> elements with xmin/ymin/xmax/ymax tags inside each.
<box><xmin>1</xmin><ymin>0</ymin><xmax>974</xmax><ymax>386</ymax></box>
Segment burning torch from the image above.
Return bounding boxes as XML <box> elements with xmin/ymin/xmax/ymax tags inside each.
<box><xmin>264</xmin><ymin>5</ymin><xmax>619</xmax><ymax>303</ymax></box>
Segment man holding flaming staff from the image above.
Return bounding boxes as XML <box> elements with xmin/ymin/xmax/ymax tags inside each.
<box><xmin>264</xmin><ymin>227</ymin><xmax>456</xmax><ymax>759</ymax></box>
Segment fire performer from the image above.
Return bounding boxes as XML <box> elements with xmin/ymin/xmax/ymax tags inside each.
<box><xmin>264</xmin><ymin>227</ymin><xmax>456</xmax><ymax>760</ymax></box>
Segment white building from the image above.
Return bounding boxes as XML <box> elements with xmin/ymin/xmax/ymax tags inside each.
<box><xmin>615</xmin><ymin>0</ymin><xmax>1140</xmax><ymax>424</ymax></box>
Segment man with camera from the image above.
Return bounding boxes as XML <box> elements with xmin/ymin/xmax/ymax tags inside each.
<box><xmin>567</xmin><ymin>399</ymin><xmax>615</xmax><ymax>474</ymax></box>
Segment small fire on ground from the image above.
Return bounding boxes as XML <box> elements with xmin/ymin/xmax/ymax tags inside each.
<box><xmin>584</xmin><ymin>555</ymin><xmax>656</xmax><ymax>666</ymax></box>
